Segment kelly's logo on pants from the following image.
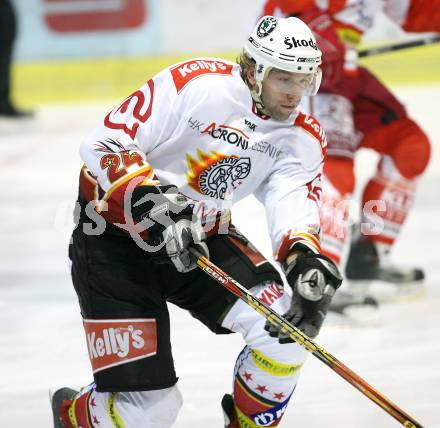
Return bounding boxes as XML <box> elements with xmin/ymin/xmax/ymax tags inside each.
<box><xmin>83</xmin><ymin>318</ymin><xmax>157</xmax><ymax>373</ymax></box>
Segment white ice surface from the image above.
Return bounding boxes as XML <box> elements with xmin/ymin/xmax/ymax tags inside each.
<box><xmin>0</xmin><ymin>86</ymin><xmax>439</xmax><ymax>427</ymax></box>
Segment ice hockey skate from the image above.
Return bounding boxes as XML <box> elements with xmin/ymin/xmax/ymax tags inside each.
<box><xmin>328</xmin><ymin>289</ymin><xmax>380</xmax><ymax>325</ymax></box>
<box><xmin>345</xmin><ymin>226</ymin><xmax>425</xmax><ymax>302</ymax></box>
<box><xmin>50</xmin><ymin>387</ymin><xmax>78</xmax><ymax>428</ymax></box>
<box><xmin>221</xmin><ymin>394</ymin><xmax>239</xmax><ymax>428</ymax></box>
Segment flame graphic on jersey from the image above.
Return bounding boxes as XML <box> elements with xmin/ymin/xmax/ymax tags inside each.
<box><xmin>186</xmin><ymin>149</ymin><xmax>232</xmax><ymax>193</ymax></box>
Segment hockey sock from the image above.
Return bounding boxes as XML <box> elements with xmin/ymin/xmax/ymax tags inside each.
<box><xmin>222</xmin><ymin>282</ymin><xmax>308</xmax><ymax>427</ymax></box>
<box><xmin>319</xmin><ymin>175</ymin><xmax>352</xmax><ymax>266</ymax></box>
<box><xmin>361</xmin><ymin>156</ymin><xmax>416</xmax><ymax>249</ymax></box>
<box><xmin>231</xmin><ymin>346</ymin><xmax>301</xmax><ymax>427</ymax></box>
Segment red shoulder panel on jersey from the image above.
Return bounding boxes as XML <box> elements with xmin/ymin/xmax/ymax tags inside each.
<box><xmin>104</xmin><ymin>79</ymin><xmax>154</xmax><ymax>141</ymax></box>
<box><xmin>294</xmin><ymin>112</ymin><xmax>327</xmax><ymax>159</ymax></box>
<box><xmin>170</xmin><ymin>59</ymin><xmax>233</xmax><ymax>94</ymax></box>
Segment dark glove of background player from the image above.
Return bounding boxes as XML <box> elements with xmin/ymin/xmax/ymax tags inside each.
<box><xmin>265</xmin><ymin>249</ymin><xmax>342</xmax><ymax>342</ymax></box>
<box><xmin>130</xmin><ymin>184</ymin><xmax>209</xmax><ymax>273</ymax></box>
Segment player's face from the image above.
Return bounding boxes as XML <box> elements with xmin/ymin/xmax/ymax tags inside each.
<box><xmin>261</xmin><ymin>69</ymin><xmax>313</xmax><ymax>121</ymax></box>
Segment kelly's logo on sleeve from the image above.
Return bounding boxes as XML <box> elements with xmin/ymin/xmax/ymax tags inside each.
<box><xmin>170</xmin><ymin>60</ymin><xmax>233</xmax><ymax>93</ymax></box>
<box><xmin>83</xmin><ymin>318</ymin><xmax>157</xmax><ymax>373</ymax></box>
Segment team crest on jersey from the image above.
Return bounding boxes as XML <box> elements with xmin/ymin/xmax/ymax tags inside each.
<box><xmin>186</xmin><ymin>149</ymin><xmax>251</xmax><ymax>200</ymax></box>
<box><xmin>257</xmin><ymin>17</ymin><xmax>278</xmax><ymax>38</ymax></box>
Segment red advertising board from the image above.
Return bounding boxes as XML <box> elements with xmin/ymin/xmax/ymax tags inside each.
<box><xmin>44</xmin><ymin>0</ymin><xmax>147</xmax><ymax>32</ymax></box>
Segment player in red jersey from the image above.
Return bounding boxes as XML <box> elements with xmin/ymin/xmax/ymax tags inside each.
<box><xmin>261</xmin><ymin>0</ymin><xmax>438</xmax><ymax>311</ymax></box>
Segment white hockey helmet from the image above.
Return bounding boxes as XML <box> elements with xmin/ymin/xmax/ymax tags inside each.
<box><xmin>244</xmin><ymin>16</ymin><xmax>322</xmax><ymax>96</ymax></box>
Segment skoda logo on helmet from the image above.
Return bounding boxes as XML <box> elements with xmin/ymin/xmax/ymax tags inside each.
<box><xmin>256</xmin><ymin>17</ymin><xmax>278</xmax><ymax>38</ymax></box>
<box><xmin>284</xmin><ymin>36</ymin><xmax>318</xmax><ymax>50</ymax></box>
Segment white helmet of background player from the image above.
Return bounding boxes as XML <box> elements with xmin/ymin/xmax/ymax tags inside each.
<box><xmin>242</xmin><ymin>16</ymin><xmax>322</xmax><ymax>108</ymax></box>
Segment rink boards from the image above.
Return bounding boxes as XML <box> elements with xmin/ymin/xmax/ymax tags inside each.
<box><xmin>12</xmin><ymin>43</ymin><xmax>440</xmax><ymax>108</ymax></box>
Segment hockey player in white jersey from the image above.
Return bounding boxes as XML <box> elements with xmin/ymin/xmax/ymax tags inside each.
<box><xmin>51</xmin><ymin>16</ymin><xmax>342</xmax><ymax>428</ymax></box>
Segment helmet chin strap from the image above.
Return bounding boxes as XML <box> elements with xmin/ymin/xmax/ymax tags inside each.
<box><xmin>255</xmin><ymin>80</ymin><xmax>263</xmax><ymax>97</ymax></box>
<box><xmin>250</xmin><ymin>87</ymin><xmax>270</xmax><ymax>117</ymax></box>
<box><xmin>249</xmin><ymin>70</ymin><xmax>271</xmax><ymax>116</ymax></box>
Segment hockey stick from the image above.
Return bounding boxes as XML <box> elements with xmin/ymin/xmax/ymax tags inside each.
<box><xmin>191</xmin><ymin>250</ymin><xmax>425</xmax><ymax>428</ymax></box>
<box><xmin>358</xmin><ymin>34</ymin><xmax>440</xmax><ymax>57</ymax></box>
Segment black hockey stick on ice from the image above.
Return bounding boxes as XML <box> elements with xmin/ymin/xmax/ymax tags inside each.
<box><xmin>358</xmin><ymin>34</ymin><xmax>440</xmax><ymax>57</ymax></box>
<box><xmin>191</xmin><ymin>250</ymin><xmax>425</xmax><ymax>428</ymax></box>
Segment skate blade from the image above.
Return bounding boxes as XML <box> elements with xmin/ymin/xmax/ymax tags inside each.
<box><xmin>341</xmin><ymin>304</ymin><xmax>381</xmax><ymax>325</ymax></box>
<box><xmin>345</xmin><ymin>280</ymin><xmax>371</xmax><ymax>295</ymax></box>
<box><xmin>346</xmin><ymin>279</ymin><xmax>426</xmax><ymax>303</ymax></box>
<box><xmin>325</xmin><ymin>306</ymin><xmax>381</xmax><ymax>328</ymax></box>
<box><xmin>347</xmin><ymin>280</ymin><xmax>426</xmax><ymax>304</ymax></box>
<box><xmin>368</xmin><ymin>280</ymin><xmax>426</xmax><ymax>303</ymax></box>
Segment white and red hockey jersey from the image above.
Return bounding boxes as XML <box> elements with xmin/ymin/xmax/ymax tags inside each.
<box><xmin>79</xmin><ymin>58</ymin><xmax>326</xmax><ymax>262</ymax></box>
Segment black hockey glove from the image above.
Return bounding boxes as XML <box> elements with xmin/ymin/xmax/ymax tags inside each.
<box><xmin>130</xmin><ymin>185</ymin><xmax>209</xmax><ymax>273</ymax></box>
<box><xmin>265</xmin><ymin>251</ymin><xmax>342</xmax><ymax>343</ymax></box>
